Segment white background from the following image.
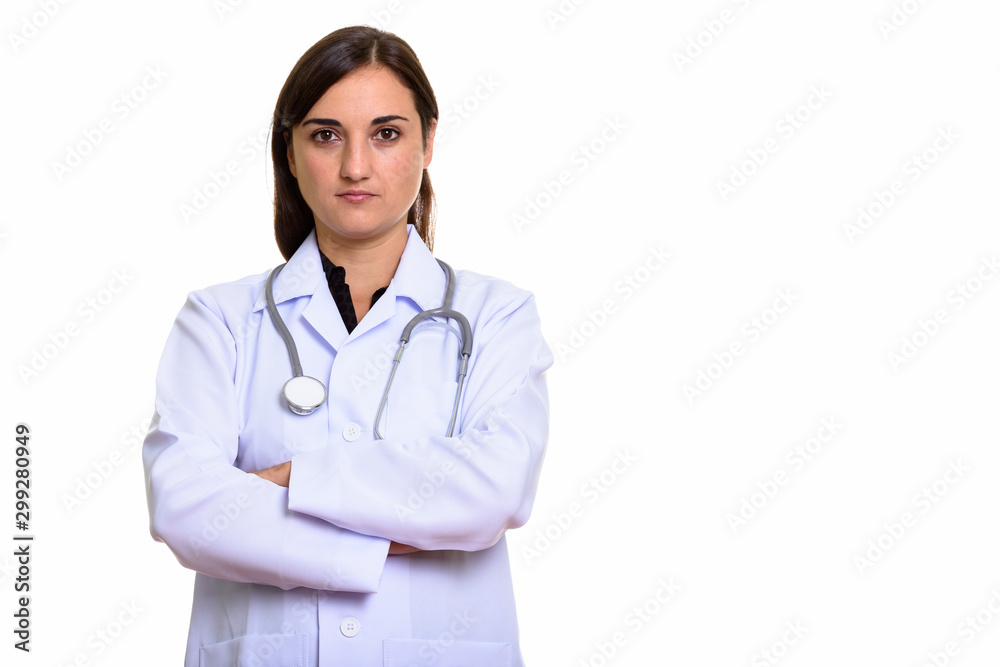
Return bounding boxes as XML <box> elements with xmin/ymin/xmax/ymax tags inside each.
<box><xmin>2</xmin><ymin>0</ymin><xmax>999</xmax><ymax>665</ymax></box>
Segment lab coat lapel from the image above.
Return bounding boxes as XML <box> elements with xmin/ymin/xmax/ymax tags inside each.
<box><xmin>387</xmin><ymin>224</ymin><xmax>448</xmax><ymax>315</ymax></box>
<box><xmin>293</xmin><ymin>231</ymin><xmax>352</xmax><ymax>351</ymax></box>
<box><xmin>301</xmin><ymin>285</ymin><xmax>350</xmax><ymax>351</ymax></box>
<box><xmin>253</xmin><ymin>229</ymin><xmax>350</xmax><ymax>352</ymax></box>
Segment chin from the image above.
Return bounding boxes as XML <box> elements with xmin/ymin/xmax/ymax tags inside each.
<box><xmin>317</xmin><ymin>217</ymin><xmax>406</xmax><ymax>240</ymax></box>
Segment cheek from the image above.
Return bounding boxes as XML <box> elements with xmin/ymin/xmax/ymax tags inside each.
<box><xmin>381</xmin><ymin>150</ymin><xmax>425</xmax><ymax>191</ymax></box>
<box><xmin>299</xmin><ymin>153</ymin><xmax>337</xmax><ymax>189</ymax></box>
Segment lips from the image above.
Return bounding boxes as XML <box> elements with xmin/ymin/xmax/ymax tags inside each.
<box><xmin>337</xmin><ymin>190</ymin><xmax>375</xmax><ymax>203</ymax></box>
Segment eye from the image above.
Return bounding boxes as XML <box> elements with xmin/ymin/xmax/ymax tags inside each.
<box><xmin>376</xmin><ymin>127</ymin><xmax>400</xmax><ymax>141</ymax></box>
<box><xmin>312</xmin><ymin>129</ymin><xmax>337</xmax><ymax>143</ymax></box>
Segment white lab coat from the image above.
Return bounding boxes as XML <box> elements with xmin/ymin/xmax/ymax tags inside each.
<box><xmin>142</xmin><ymin>224</ymin><xmax>553</xmax><ymax>666</ymax></box>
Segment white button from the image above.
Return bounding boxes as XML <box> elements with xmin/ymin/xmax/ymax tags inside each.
<box><xmin>342</xmin><ymin>423</ymin><xmax>361</xmax><ymax>442</ymax></box>
<box><xmin>340</xmin><ymin>617</ymin><xmax>360</xmax><ymax>638</ymax></box>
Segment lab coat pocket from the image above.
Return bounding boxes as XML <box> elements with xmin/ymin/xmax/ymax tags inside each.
<box><xmin>383</xmin><ymin>638</ymin><xmax>511</xmax><ymax>666</ymax></box>
<box><xmin>384</xmin><ymin>379</ymin><xmax>460</xmax><ymax>440</ymax></box>
<box><xmin>199</xmin><ymin>633</ymin><xmax>308</xmax><ymax>666</ymax></box>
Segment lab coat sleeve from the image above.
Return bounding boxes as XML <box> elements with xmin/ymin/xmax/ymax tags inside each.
<box><xmin>142</xmin><ymin>290</ymin><xmax>390</xmax><ymax>592</ymax></box>
<box><xmin>287</xmin><ymin>288</ymin><xmax>554</xmax><ymax>551</ymax></box>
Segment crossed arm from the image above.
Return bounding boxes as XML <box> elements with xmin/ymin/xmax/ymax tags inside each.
<box><xmin>144</xmin><ymin>287</ymin><xmax>552</xmax><ymax>590</ymax></box>
<box><xmin>250</xmin><ymin>462</ymin><xmax>419</xmax><ymax>555</ymax></box>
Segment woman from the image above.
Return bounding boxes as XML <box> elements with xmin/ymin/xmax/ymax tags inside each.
<box><xmin>142</xmin><ymin>26</ymin><xmax>553</xmax><ymax>667</ymax></box>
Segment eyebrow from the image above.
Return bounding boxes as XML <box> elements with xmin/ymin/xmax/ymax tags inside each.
<box><xmin>302</xmin><ymin>115</ymin><xmax>410</xmax><ymax>127</ymax></box>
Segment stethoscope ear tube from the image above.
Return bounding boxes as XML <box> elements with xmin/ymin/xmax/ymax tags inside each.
<box><xmin>446</xmin><ymin>355</ymin><xmax>470</xmax><ymax>437</ymax></box>
<box><xmin>373</xmin><ymin>342</ymin><xmax>407</xmax><ymax>440</ymax></box>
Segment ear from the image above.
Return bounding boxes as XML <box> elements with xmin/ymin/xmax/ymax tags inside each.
<box><xmin>284</xmin><ymin>130</ymin><xmax>297</xmax><ymax>178</ymax></box>
<box><xmin>422</xmin><ymin>118</ymin><xmax>436</xmax><ymax>169</ymax></box>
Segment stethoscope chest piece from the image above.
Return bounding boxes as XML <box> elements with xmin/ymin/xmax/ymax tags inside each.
<box><xmin>282</xmin><ymin>375</ymin><xmax>327</xmax><ymax>415</ymax></box>
<box><xmin>266</xmin><ymin>257</ymin><xmax>470</xmax><ymax>435</ymax></box>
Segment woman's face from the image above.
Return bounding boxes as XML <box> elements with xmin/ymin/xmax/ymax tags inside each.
<box><xmin>285</xmin><ymin>66</ymin><xmax>435</xmax><ymax>246</ymax></box>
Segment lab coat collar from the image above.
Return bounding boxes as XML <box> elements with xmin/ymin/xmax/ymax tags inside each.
<box><xmin>389</xmin><ymin>223</ymin><xmax>449</xmax><ymax>312</ymax></box>
<box><xmin>251</xmin><ymin>224</ymin><xmax>447</xmax><ymax>347</ymax></box>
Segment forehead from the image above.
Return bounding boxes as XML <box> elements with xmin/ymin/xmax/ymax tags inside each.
<box><xmin>306</xmin><ymin>66</ymin><xmax>415</xmax><ymax>119</ymax></box>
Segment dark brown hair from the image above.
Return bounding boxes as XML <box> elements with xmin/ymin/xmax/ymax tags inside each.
<box><xmin>270</xmin><ymin>26</ymin><xmax>439</xmax><ymax>260</ymax></box>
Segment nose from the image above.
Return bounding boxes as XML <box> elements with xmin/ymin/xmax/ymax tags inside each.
<box><xmin>340</xmin><ymin>137</ymin><xmax>373</xmax><ymax>180</ymax></box>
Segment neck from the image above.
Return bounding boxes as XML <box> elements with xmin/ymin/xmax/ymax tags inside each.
<box><xmin>314</xmin><ymin>221</ymin><xmax>408</xmax><ymax>309</ymax></box>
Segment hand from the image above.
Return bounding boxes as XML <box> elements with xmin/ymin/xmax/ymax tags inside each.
<box><xmin>388</xmin><ymin>541</ymin><xmax>422</xmax><ymax>555</ymax></box>
<box><xmin>249</xmin><ymin>461</ymin><xmax>291</xmax><ymax>487</ymax></box>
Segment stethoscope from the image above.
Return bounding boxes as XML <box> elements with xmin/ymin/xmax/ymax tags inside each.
<box><xmin>264</xmin><ymin>258</ymin><xmax>473</xmax><ymax>439</ymax></box>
